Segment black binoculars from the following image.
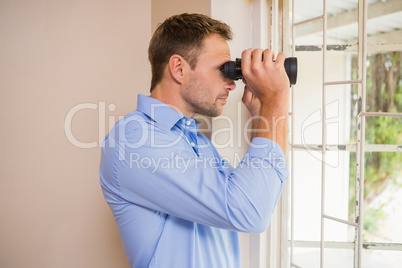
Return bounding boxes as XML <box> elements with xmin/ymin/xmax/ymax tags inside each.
<box><xmin>221</xmin><ymin>57</ymin><xmax>298</xmax><ymax>85</ymax></box>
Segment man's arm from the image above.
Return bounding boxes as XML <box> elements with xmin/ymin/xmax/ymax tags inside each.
<box><xmin>100</xmin><ymin>115</ymin><xmax>288</xmax><ymax>233</ymax></box>
<box><xmin>241</xmin><ymin>49</ymin><xmax>290</xmax><ymax>152</ymax></box>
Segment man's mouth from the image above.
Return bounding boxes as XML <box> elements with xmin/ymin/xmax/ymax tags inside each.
<box><xmin>217</xmin><ymin>95</ymin><xmax>228</xmax><ymax>104</ymax></box>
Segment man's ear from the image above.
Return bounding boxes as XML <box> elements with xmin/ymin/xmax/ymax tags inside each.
<box><xmin>168</xmin><ymin>54</ymin><xmax>187</xmax><ymax>84</ymax></box>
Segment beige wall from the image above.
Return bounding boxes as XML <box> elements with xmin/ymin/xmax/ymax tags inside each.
<box><xmin>0</xmin><ymin>0</ymin><xmax>150</xmax><ymax>267</ymax></box>
<box><xmin>151</xmin><ymin>0</ymin><xmax>210</xmax><ymax>32</ymax></box>
<box><xmin>0</xmin><ymin>0</ymin><xmax>270</xmax><ymax>267</ymax></box>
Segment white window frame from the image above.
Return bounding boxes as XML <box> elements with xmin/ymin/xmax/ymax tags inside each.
<box><xmin>278</xmin><ymin>0</ymin><xmax>402</xmax><ymax>267</ymax></box>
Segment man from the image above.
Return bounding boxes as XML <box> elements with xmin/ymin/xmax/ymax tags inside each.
<box><xmin>100</xmin><ymin>13</ymin><xmax>289</xmax><ymax>267</ymax></box>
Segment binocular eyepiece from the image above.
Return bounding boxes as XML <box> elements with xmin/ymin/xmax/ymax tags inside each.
<box><xmin>221</xmin><ymin>57</ymin><xmax>298</xmax><ymax>85</ymax></box>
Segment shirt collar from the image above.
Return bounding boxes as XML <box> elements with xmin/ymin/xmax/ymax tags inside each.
<box><xmin>136</xmin><ymin>94</ymin><xmax>201</xmax><ymax>130</ymax></box>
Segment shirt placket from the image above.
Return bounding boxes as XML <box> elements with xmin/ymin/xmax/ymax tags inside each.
<box><xmin>183</xmin><ymin>119</ymin><xmax>200</xmax><ymax>156</ymax></box>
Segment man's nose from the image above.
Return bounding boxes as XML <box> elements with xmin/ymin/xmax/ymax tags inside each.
<box><xmin>225</xmin><ymin>78</ymin><xmax>236</xmax><ymax>91</ymax></box>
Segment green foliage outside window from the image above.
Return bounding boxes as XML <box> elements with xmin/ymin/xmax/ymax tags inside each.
<box><xmin>348</xmin><ymin>52</ymin><xmax>402</xmax><ymax>241</ymax></box>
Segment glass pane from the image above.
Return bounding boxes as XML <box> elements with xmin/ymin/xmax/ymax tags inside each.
<box><xmin>326</xmin><ymin>51</ymin><xmax>359</xmax><ymax>83</ymax></box>
<box><xmin>294</xmin><ymin>20</ymin><xmax>324</xmax><ymax>145</ymax></box>
<box><xmin>365</xmin><ymin>52</ymin><xmax>402</xmax><ymax>113</ymax></box>
<box><xmin>349</xmin><ymin>52</ymin><xmax>402</xmax><ymax>113</ymax></box>
<box><xmin>293</xmin><ymin>247</ymin><xmax>354</xmax><ymax>268</ymax></box>
<box><xmin>348</xmin><ymin>152</ymin><xmax>358</xmax><ymax>224</ymax></box>
<box><xmin>365</xmin><ymin>0</ymin><xmax>402</xmax><ymax>113</ymax></box>
<box><xmin>324</xmin><ymin>218</ymin><xmax>355</xmax><ymax>243</ymax></box>
<box><xmin>293</xmin><ymin>247</ymin><xmax>320</xmax><ymax>268</ymax></box>
<box><xmin>365</xmin><ymin>116</ymin><xmax>402</xmax><ymax>144</ymax></box>
<box><xmin>363</xmin><ymin>152</ymin><xmax>402</xmax><ymax>243</ymax></box>
<box><xmin>294</xmin><ymin>0</ymin><xmax>323</xmax><ymax>24</ymax></box>
<box><xmin>367</xmin><ymin>0</ymin><xmax>402</xmax><ymax>51</ymax></box>
<box><xmin>326</xmin><ymin>84</ymin><xmax>359</xmax><ymax>145</ymax></box>
<box><xmin>324</xmin><ymin>152</ymin><xmax>356</xmax><ymax>224</ymax></box>
<box><xmin>293</xmin><ymin>50</ymin><xmax>323</xmax><ymax>145</ymax></box>
<box><xmin>324</xmin><ymin>248</ymin><xmax>354</xmax><ymax>268</ymax></box>
<box><xmin>325</xmin><ymin>0</ymin><xmax>359</xmax><ymax>82</ymax></box>
<box><xmin>293</xmin><ymin>151</ymin><xmax>322</xmax><ymax>241</ymax></box>
<box><xmin>326</xmin><ymin>0</ymin><xmax>358</xmax><ymax>45</ymax></box>
<box><xmin>295</xmin><ymin>19</ymin><xmax>323</xmax><ymax>48</ymax></box>
<box><xmin>362</xmin><ymin>249</ymin><xmax>402</xmax><ymax>268</ymax></box>
<box><xmin>348</xmin><ymin>83</ymin><xmax>360</xmax><ymax>143</ymax></box>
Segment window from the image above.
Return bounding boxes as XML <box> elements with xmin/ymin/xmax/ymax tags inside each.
<box><xmin>281</xmin><ymin>0</ymin><xmax>402</xmax><ymax>267</ymax></box>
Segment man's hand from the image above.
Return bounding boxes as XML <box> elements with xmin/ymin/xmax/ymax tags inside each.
<box><xmin>242</xmin><ymin>82</ymin><xmax>261</xmax><ymax>117</ymax></box>
<box><xmin>241</xmin><ymin>49</ymin><xmax>289</xmax><ymax>107</ymax></box>
<box><xmin>240</xmin><ymin>48</ymin><xmax>290</xmax><ymax>152</ymax></box>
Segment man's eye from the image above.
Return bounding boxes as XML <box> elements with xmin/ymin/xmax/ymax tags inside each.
<box><xmin>219</xmin><ymin>65</ymin><xmax>225</xmax><ymax>73</ymax></box>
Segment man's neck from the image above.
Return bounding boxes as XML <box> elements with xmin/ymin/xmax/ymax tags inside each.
<box><xmin>150</xmin><ymin>84</ymin><xmax>194</xmax><ymax>118</ymax></box>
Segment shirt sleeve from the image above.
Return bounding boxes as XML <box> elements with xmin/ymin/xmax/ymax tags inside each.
<box><xmin>100</xmin><ymin>118</ymin><xmax>289</xmax><ymax>233</ymax></box>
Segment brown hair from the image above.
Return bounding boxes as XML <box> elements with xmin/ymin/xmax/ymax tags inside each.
<box><xmin>148</xmin><ymin>13</ymin><xmax>232</xmax><ymax>91</ymax></box>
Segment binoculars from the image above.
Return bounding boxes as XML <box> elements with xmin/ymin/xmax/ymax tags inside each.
<box><xmin>221</xmin><ymin>57</ymin><xmax>298</xmax><ymax>85</ymax></box>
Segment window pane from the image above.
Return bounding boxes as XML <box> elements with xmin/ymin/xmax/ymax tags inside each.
<box><xmin>326</xmin><ymin>0</ymin><xmax>358</xmax><ymax>44</ymax></box>
<box><xmin>326</xmin><ymin>84</ymin><xmax>359</xmax><ymax>145</ymax></box>
<box><xmin>367</xmin><ymin>0</ymin><xmax>402</xmax><ymax>52</ymax></box>
<box><xmin>324</xmin><ymin>152</ymin><xmax>356</xmax><ymax>224</ymax></box>
<box><xmin>294</xmin><ymin>19</ymin><xmax>324</xmax><ymax>145</ymax></box>
<box><xmin>348</xmin><ymin>151</ymin><xmax>358</xmax><ymax>224</ymax></box>
<box><xmin>325</xmin><ymin>0</ymin><xmax>359</xmax><ymax>82</ymax></box>
<box><xmin>363</xmin><ymin>152</ymin><xmax>402</xmax><ymax>243</ymax></box>
<box><xmin>293</xmin><ymin>50</ymin><xmax>323</xmax><ymax>145</ymax></box>
<box><xmin>324</xmin><ymin>218</ymin><xmax>355</xmax><ymax>243</ymax></box>
<box><xmin>326</xmin><ymin>51</ymin><xmax>359</xmax><ymax>83</ymax></box>
<box><xmin>293</xmin><ymin>247</ymin><xmax>354</xmax><ymax>268</ymax></box>
<box><xmin>293</xmin><ymin>247</ymin><xmax>320</xmax><ymax>268</ymax></box>
<box><xmin>294</xmin><ymin>0</ymin><xmax>322</xmax><ymax>23</ymax></box>
<box><xmin>365</xmin><ymin>52</ymin><xmax>402</xmax><ymax>113</ymax></box>
<box><xmin>293</xmin><ymin>151</ymin><xmax>322</xmax><ymax>241</ymax></box>
<box><xmin>350</xmin><ymin>52</ymin><xmax>402</xmax><ymax>113</ymax></box>
<box><xmin>295</xmin><ymin>19</ymin><xmax>323</xmax><ymax>48</ymax></box>
<box><xmin>362</xmin><ymin>249</ymin><xmax>402</xmax><ymax>268</ymax></box>
<box><xmin>365</xmin><ymin>116</ymin><xmax>402</xmax><ymax>144</ymax></box>
<box><xmin>324</xmin><ymin>248</ymin><xmax>354</xmax><ymax>268</ymax></box>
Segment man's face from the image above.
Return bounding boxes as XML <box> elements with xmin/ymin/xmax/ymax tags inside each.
<box><xmin>181</xmin><ymin>34</ymin><xmax>236</xmax><ymax>117</ymax></box>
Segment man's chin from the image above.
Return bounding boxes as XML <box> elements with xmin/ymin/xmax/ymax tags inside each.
<box><xmin>197</xmin><ymin>110</ymin><xmax>222</xmax><ymax>118</ymax></box>
<box><xmin>210</xmin><ymin>107</ymin><xmax>223</xmax><ymax>117</ymax></box>
<box><xmin>194</xmin><ymin>104</ymin><xmax>223</xmax><ymax>117</ymax></box>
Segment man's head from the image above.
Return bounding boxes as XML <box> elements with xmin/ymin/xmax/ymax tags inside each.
<box><xmin>148</xmin><ymin>13</ymin><xmax>233</xmax><ymax>92</ymax></box>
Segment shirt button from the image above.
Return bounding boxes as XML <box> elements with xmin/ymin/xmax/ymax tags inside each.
<box><xmin>190</xmin><ymin>142</ymin><xmax>196</xmax><ymax>147</ymax></box>
<box><xmin>186</xmin><ymin>120</ymin><xmax>191</xmax><ymax>126</ymax></box>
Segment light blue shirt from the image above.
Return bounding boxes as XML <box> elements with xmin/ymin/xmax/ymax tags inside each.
<box><xmin>100</xmin><ymin>94</ymin><xmax>289</xmax><ymax>268</ymax></box>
